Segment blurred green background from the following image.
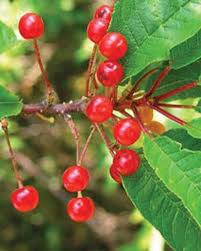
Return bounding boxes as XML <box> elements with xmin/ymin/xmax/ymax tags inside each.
<box><xmin>0</xmin><ymin>0</ymin><xmax>188</xmax><ymax>250</ymax></box>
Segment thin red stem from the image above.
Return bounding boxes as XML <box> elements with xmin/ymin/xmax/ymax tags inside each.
<box><xmin>145</xmin><ymin>66</ymin><xmax>171</xmax><ymax>98</ymax></box>
<box><xmin>94</xmin><ymin>123</ymin><xmax>115</xmax><ymax>157</ymax></box>
<box><xmin>157</xmin><ymin>103</ymin><xmax>196</xmax><ymax>109</ymax></box>
<box><xmin>1</xmin><ymin>119</ymin><xmax>23</xmax><ymax>188</ymax></box>
<box><xmin>78</xmin><ymin>126</ymin><xmax>96</xmax><ymax>166</ymax></box>
<box><xmin>33</xmin><ymin>39</ymin><xmax>54</xmax><ymax>98</ymax></box>
<box><xmin>154</xmin><ymin>82</ymin><xmax>197</xmax><ymax>101</ymax></box>
<box><xmin>149</xmin><ymin>103</ymin><xmax>187</xmax><ymax>125</ymax></box>
<box><xmin>64</xmin><ymin>115</ymin><xmax>80</xmax><ymax>165</ymax></box>
<box><xmin>85</xmin><ymin>45</ymin><xmax>98</xmax><ymax>97</ymax></box>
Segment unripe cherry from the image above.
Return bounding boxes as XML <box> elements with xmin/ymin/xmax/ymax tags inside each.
<box><xmin>147</xmin><ymin>121</ymin><xmax>166</xmax><ymax>135</ymax></box>
<box><xmin>67</xmin><ymin>197</ymin><xmax>95</xmax><ymax>222</ymax></box>
<box><xmin>137</xmin><ymin>106</ymin><xmax>153</xmax><ymax>124</ymax></box>
<box><xmin>11</xmin><ymin>185</ymin><xmax>39</xmax><ymax>213</ymax></box>
<box><xmin>62</xmin><ymin>166</ymin><xmax>90</xmax><ymax>192</ymax></box>
<box><xmin>109</xmin><ymin>164</ymin><xmax>122</xmax><ymax>184</ymax></box>
<box><xmin>87</xmin><ymin>18</ymin><xmax>109</xmax><ymax>44</ymax></box>
<box><xmin>86</xmin><ymin>95</ymin><xmax>113</xmax><ymax>123</ymax></box>
<box><xmin>18</xmin><ymin>13</ymin><xmax>44</xmax><ymax>39</ymax></box>
<box><xmin>94</xmin><ymin>5</ymin><xmax>113</xmax><ymax>22</ymax></box>
<box><xmin>99</xmin><ymin>32</ymin><xmax>128</xmax><ymax>60</ymax></box>
<box><xmin>96</xmin><ymin>60</ymin><xmax>124</xmax><ymax>87</ymax></box>
<box><xmin>113</xmin><ymin>118</ymin><xmax>141</xmax><ymax>146</ymax></box>
<box><xmin>113</xmin><ymin>149</ymin><xmax>140</xmax><ymax>176</ymax></box>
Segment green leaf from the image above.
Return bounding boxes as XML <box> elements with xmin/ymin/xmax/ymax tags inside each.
<box><xmin>123</xmin><ymin>158</ymin><xmax>201</xmax><ymax>251</ymax></box>
<box><xmin>144</xmin><ymin>135</ymin><xmax>201</xmax><ymax>227</ymax></box>
<box><xmin>196</xmin><ymin>99</ymin><xmax>201</xmax><ymax>113</ymax></box>
<box><xmin>165</xmin><ymin>128</ymin><xmax>201</xmax><ymax>151</ymax></box>
<box><xmin>0</xmin><ymin>20</ymin><xmax>17</xmax><ymax>54</ymax></box>
<box><xmin>0</xmin><ymin>85</ymin><xmax>23</xmax><ymax>119</ymax></box>
<box><xmin>170</xmin><ymin>29</ymin><xmax>201</xmax><ymax>69</ymax></box>
<box><xmin>110</xmin><ymin>0</ymin><xmax>201</xmax><ymax>80</ymax></box>
<box><xmin>186</xmin><ymin>118</ymin><xmax>201</xmax><ymax>139</ymax></box>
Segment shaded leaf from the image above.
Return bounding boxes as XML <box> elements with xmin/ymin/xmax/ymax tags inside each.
<box><xmin>0</xmin><ymin>85</ymin><xmax>23</xmax><ymax>119</ymax></box>
<box><xmin>0</xmin><ymin>20</ymin><xmax>17</xmax><ymax>54</ymax></box>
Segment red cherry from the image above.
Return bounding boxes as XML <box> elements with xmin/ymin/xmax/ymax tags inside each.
<box><xmin>99</xmin><ymin>32</ymin><xmax>128</xmax><ymax>60</ymax></box>
<box><xmin>67</xmin><ymin>197</ymin><xmax>95</xmax><ymax>222</ymax></box>
<box><xmin>109</xmin><ymin>164</ymin><xmax>122</xmax><ymax>184</ymax></box>
<box><xmin>113</xmin><ymin>118</ymin><xmax>141</xmax><ymax>146</ymax></box>
<box><xmin>62</xmin><ymin>166</ymin><xmax>90</xmax><ymax>192</ymax></box>
<box><xmin>11</xmin><ymin>186</ymin><xmax>39</xmax><ymax>213</ymax></box>
<box><xmin>18</xmin><ymin>13</ymin><xmax>44</xmax><ymax>39</ymax></box>
<box><xmin>113</xmin><ymin>149</ymin><xmax>140</xmax><ymax>176</ymax></box>
<box><xmin>86</xmin><ymin>95</ymin><xmax>113</xmax><ymax>123</ymax></box>
<box><xmin>87</xmin><ymin>18</ymin><xmax>109</xmax><ymax>44</ymax></box>
<box><xmin>96</xmin><ymin>60</ymin><xmax>124</xmax><ymax>87</ymax></box>
<box><xmin>94</xmin><ymin>5</ymin><xmax>113</xmax><ymax>22</ymax></box>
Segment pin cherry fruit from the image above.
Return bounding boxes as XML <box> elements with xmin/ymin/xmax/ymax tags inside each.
<box><xmin>99</xmin><ymin>32</ymin><xmax>128</xmax><ymax>60</ymax></box>
<box><xmin>86</xmin><ymin>95</ymin><xmax>113</xmax><ymax>123</ymax></box>
<box><xmin>87</xmin><ymin>18</ymin><xmax>109</xmax><ymax>44</ymax></box>
<box><xmin>11</xmin><ymin>186</ymin><xmax>39</xmax><ymax>213</ymax></box>
<box><xmin>62</xmin><ymin>166</ymin><xmax>90</xmax><ymax>192</ymax></box>
<box><xmin>18</xmin><ymin>13</ymin><xmax>44</xmax><ymax>39</ymax></box>
<box><xmin>110</xmin><ymin>164</ymin><xmax>122</xmax><ymax>184</ymax></box>
<box><xmin>67</xmin><ymin>197</ymin><xmax>95</xmax><ymax>222</ymax></box>
<box><xmin>113</xmin><ymin>118</ymin><xmax>141</xmax><ymax>146</ymax></box>
<box><xmin>113</xmin><ymin>149</ymin><xmax>141</xmax><ymax>176</ymax></box>
<box><xmin>94</xmin><ymin>5</ymin><xmax>113</xmax><ymax>22</ymax></box>
<box><xmin>96</xmin><ymin>60</ymin><xmax>124</xmax><ymax>87</ymax></box>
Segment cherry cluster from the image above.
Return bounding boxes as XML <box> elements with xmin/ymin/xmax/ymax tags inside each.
<box><xmin>2</xmin><ymin>3</ymin><xmax>197</xmax><ymax>223</ymax></box>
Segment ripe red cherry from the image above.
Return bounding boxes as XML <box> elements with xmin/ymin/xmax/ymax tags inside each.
<box><xmin>11</xmin><ymin>186</ymin><xmax>39</xmax><ymax>213</ymax></box>
<box><xmin>113</xmin><ymin>118</ymin><xmax>141</xmax><ymax>146</ymax></box>
<box><xmin>94</xmin><ymin>5</ymin><xmax>113</xmax><ymax>22</ymax></box>
<box><xmin>96</xmin><ymin>60</ymin><xmax>124</xmax><ymax>87</ymax></box>
<box><xmin>86</xmin><ymin>95</ymin><xmax>113</xmax><ymax>123</ymax></box>
<box><xmin>99</xmin><ymin>32</ymin><xmax>128</xmax><ymax>60</ymax></box>
<box><xmin>67</xmin><ymin>197</ymin><xmax>95</xmax><ymax>222</ymax></box>
<box><xmin>113</xmin><ymin>149</ymin><xmax>141</xmax><ymax>176</ymax></box>
<box><xmin>18</xmin><ymin>13</ymin><xmax>44</xmax><ymax>39</ymax></box>
<box><xmin>109</xmin><ymin>164</ymin><xmax>122</xmax><ymax>184</ymax></box>
<box><xmin>87</xmin><ymin>18</ymin><xmax>109</xmax><ymax>44</ymax></box>
<box><xmin>62</xmin><ymin>166</ymin><xmax>90</xmax><ymax>192</ymax></box>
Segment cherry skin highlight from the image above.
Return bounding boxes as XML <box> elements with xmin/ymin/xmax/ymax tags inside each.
<box><xmin>96</xmin><ymin>60</ymin><xmax>124</xmax><ymax>87</ymax></box>
<box><xmin>110</xmin><ymin>164</ymin><xmax>122</xmax><ymax>184</ymax></box>
<box><xmin>94</xmin><ymin>5</ymin><xmax>113</xmax><ymax>22</ymax></box>
<box><xmin>86</xmin><ymin>95</ymin><xmax>113</xmax><ymax>123</ymax></box>
<box><xmin>62</xmin><ymin>166</ymin><xmax>90</xmax><ymax>192</ymax></box>
<box><xmin>18</xmin><ymin>13</ymin><xmax>44</xmax><ymax>39</ymax></box>
<box><xmin>67</xmin><ymin>197</ymin><xmax>95</xmax><ymax>222</ymax></box>
<box><xmin>87</xmin><ymin>18</ymin><xmax>109</xmax><ymax>44</ymax></box>
<box><xmin>99</xmin><ymin>32</ymin><xmax>128</xmax><ymax>60</ymax></box>
<box><xmin>113</xmin><ymin>149</ymin><xmax>141</xmax><ymax>176</ymax></box>
<box><xmin>11</xmin><ymin>185</ymin><xmax>39</xmax><ymax>213</ymax></box>
<box><xmin>113</xmin><ymin>118</ymin><xmax>141</xmax><ymax>146</ymax></box>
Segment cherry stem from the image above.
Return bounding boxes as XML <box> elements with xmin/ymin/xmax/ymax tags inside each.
<box><xmin>78</xmin><ymin>126</ymin><xmax>96</xmax><ymax>166</ymax></box>
<box><xmin>94</xmin><ymin>123</ymin><xmax>115</xmax><ymax>157</ymax></box>
<box><xmin>148</xmin><ymin>103</ymin><xmax>187</xmax><ymax>125</ymax></box>
<box><xmin>1</xmin><ymin>119</ymin><xmax>23</xmax><ymax>188</ymax></box>
<box><xmin>64</xmin><ymin>115</ymin><xmax>80</xmax><ymax>165</ymax></box>
<box><xmin>85</xmin><ymin>45</ymin><xmax>98</xmax><ymax>97</ymax></box>
<box><xmin>121</xmin><ymin>68</ymin><xmax>158</xmax><ymax>102</ymax></box>
<box><xmin>145</xmin><ymin>66</ymin><xmax>171</xmax><ymax>98</ymax></box>
<box><xmin>156</xmin><ymin>103</ymin><xmax>196</xmax><ymax>109</ymax></box>
<box><xmin>154</xmin><ymin>82</ymin><xmax>197</xmax><ymax>101</ymax></box>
